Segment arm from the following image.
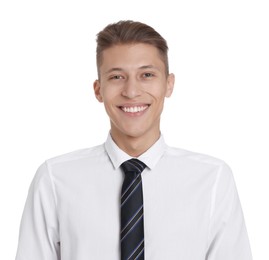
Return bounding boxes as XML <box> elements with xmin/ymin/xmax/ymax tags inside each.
<box><xmin>15</xmin><ymin>162</ymin><xmax>60</xmax><ymax>260</ymax></box>
<box><xmin>206</xmin><ymin>163</ymin><xmax>252</xmax><ymax>259</ymax></box>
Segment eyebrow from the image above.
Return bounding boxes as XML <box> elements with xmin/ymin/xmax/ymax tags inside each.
<box><xmin>104</xmin><ymin>65</ymin><xmax>161</xmax><ymax>75</ymax></box>
<box><xmin>138</xmin><ymin>65</ymin><xmax>161</xmax><ymax>71</ymax></box>
<box><xmin>104</xmin><ymin>68</ymin><xmax>124</xmax><ymax>75</ymax></box>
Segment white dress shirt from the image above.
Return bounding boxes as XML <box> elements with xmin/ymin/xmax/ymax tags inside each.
<box><xmin>16</xmin><ymin>134</ymin><xmax>252</xmax><ymax>259</ymax></box>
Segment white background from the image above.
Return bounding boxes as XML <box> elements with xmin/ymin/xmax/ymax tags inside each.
<box><xmin>0</xmin><ymin>0</ymin><xmax>268</xmax><ymax>259</ymax></box>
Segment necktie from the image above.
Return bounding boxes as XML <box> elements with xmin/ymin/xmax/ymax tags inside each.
<box><xmin>120</xmin><ymin>158</ymin><xmax>147</xmax><ymax>260</ymax></box>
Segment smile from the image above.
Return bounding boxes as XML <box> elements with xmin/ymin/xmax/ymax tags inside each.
<box><xmin>120</xmin><ymin>105</ymin><xmax>149</xmax><ymax>113</ymax></box>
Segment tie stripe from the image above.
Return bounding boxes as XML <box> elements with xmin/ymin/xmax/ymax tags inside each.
<box><xmin>127</xmin><ymin>239</ymin><xmax>144</xmax><ymax>260</ymax></box>
<box><xmin>121</xmin><ymin>175</ymin><xmax>140</xmax><ymax>199</ymax></box>
<box><xmin>121</xmin><ymin>205</ymin><xmax>143</xmax><ymax>241</ymax></box>
<box><xmin>120</xmin><ymin>159</ymin><xmax>146</xmax><ymax>260</ymax></box>
<box><xmin>121</xmin><ymin>177</ymin><xmax>142</xmax><ymax>206</ymax></box>
<box><xmin>121</xmin><ymin>159</ymin><xmax>146</xmax><ymax>174</ymax></box>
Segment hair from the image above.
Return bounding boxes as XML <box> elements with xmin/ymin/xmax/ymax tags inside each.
<box><xmin>96</xmin><ymin>20</ymin><xmax>169</xmax><ymax>78</ymax></box>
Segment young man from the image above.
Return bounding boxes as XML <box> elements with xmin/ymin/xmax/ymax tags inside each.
<box><xmin>15</xmin><ymin>20</ymin><xmax>252</xmax><ymax>259</ymax></box>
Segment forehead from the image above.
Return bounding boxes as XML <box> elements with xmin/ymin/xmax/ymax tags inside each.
<box><xmin>100</xmin><ymin>43</ymin><xmax>166</xmax><ymax>71</ymax></box>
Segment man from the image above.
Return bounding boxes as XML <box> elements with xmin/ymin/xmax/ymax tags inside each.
<box><xmin>15</xmin><ymin>20</ymin><xmax>252</xmax><ymax>259</ymax></box>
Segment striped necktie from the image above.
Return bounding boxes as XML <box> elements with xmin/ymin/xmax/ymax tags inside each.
<box><xmin>120</xmin><ymin>158</ymin><xmax>147</xmax><ymax>260</ymax></box>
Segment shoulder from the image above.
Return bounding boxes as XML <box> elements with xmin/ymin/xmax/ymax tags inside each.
<box><xmin>45</xmin><ymin>143</ymin><xmax>106</xmax><ymax>167</ymax></box>
<box><xmin>164</xmin><ymin>145</ymin><xmax>233</xmax><ymax>177</ymax></box>
<box><xmin>32</xmin><ymin>144</ymin><xmax>106</xmax><ymax>181</ymax></box>
<box><xmin>31</xmin><ymin>144</ymin><xmax>107</xmax><ymax>187</ymax></box>
<box><xmin>165</xmin><ymin>146</ymin><xmax>226</xmax><ymax>165</ymax></box>
<box><xmin>164</xmin><ymin>146</ymin><xmax>236</xmax><ymax>196</ymax></box>
<box><xmin>27</xmin><ymin>144</ymin><xmax>106</xmax><ymax>196</ymax></box>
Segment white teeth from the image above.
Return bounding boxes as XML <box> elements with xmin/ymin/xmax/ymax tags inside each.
<box><xmin>121</xmin><ymin>106</ymin><xmax>148</xmax><ymax>113</ymax></box>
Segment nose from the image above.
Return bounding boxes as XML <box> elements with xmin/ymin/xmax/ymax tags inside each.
<box><xmin>121</xmin><ymin>77</ymin><xmax>142</xmax><ymax>99</ymax></box>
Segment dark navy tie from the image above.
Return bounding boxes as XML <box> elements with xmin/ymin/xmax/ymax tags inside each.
<box><xmin>120</xmin><ymin>159</ymin><xmax>147</xmax><ymax>260</ymax></box>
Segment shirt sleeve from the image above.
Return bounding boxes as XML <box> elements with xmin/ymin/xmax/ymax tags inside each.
<box><xmin>15</xmin><ymin>162</ymin><xmax>60</xmax><ymax>260</ymax></box>
<box><xmin>206</xmin><ymin>163</ymin><xmax>252</xmax><ymax>259</ymax></box>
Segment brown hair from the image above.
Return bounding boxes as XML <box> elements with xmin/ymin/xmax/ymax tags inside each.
<box><xmin>96</xmin><ymin>20</ymin><xmax>169</xmax><ymax>78</ymax></box>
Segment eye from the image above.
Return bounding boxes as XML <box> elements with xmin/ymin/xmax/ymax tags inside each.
<box><xmin>143</xmin><ymin>72</ymin><xmax>154</xmax><ymax>78</ymax></box>
<box><xmin>109</xmin><ymin>75</ymin><xmax>124</xmax><ymax>80</ymax></box>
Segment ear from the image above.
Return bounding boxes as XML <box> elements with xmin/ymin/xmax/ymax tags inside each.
<box><xmin>93</xmin><ymin>80</ymin><xmax>103</xmax><ymax>102</ymax></box>
<box><xmin>165</xmin><ymin>73</ymin><xmax>175</xmax><ymax>97</ymax></box>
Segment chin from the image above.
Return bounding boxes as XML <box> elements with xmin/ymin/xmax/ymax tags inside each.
<box><xmin>124</xmin><ymin>130</ymin><xmax>146</xmax><ymax>139</ymax></box>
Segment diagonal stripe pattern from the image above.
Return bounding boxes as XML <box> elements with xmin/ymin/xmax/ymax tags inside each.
<box><xmin>120</xmin><ymin>159</ymin><xmax>147</xmax><ymax>260</ymax></box>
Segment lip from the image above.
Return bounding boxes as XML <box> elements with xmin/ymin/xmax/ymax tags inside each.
<box><xmin>118</xmin><ymin>103</ymin><xmax>150</xmax><ymax>116</ymax></box>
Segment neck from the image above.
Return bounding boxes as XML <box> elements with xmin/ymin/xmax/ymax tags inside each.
<box><xmin>110</xmin><ymin>131</ymin><xmax>161</xmax><ymax>157</ymax></box>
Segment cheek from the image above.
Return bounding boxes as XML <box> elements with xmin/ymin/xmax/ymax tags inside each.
<box><xmin>102</xmin><ymin>91</ymin><xmax>119</xmax><ymax>113</ymax></box>
<box><xmin>102</xmin><ymin>94</ymin><xmax>116</xmax><ymax>106</ymax></box>
<box><xmin>101</xmin><ymin>85</ymin><xmax>120</xmax><ymax>100</ymax></box>
<box><xmin>148</xmin><ymin>87</ymin><xmax>167</xmax><ymax>101</ymax></box>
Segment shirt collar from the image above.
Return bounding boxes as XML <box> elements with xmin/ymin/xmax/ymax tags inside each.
<box><xmin>105</xmin><ymin>133</ymin><xmax>167</xmax><ymax>170</ymax></box>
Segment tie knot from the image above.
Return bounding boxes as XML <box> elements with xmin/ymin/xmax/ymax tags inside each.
<box><xmin>121</xmin><ymin>158</ymin><xmax>147</xmax><ymax>175</ymax></box>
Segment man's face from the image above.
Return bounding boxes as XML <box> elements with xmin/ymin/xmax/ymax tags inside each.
<box><xmin>94</xmin><ymin>43</ymin><xmax>174</xmax><ymax>144</ymax></box>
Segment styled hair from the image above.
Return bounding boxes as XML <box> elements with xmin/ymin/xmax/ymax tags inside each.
<box><xmin>96</xmin><ymin>20</ymin><xmax>169</xmax><ymax>77</ymax></box>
